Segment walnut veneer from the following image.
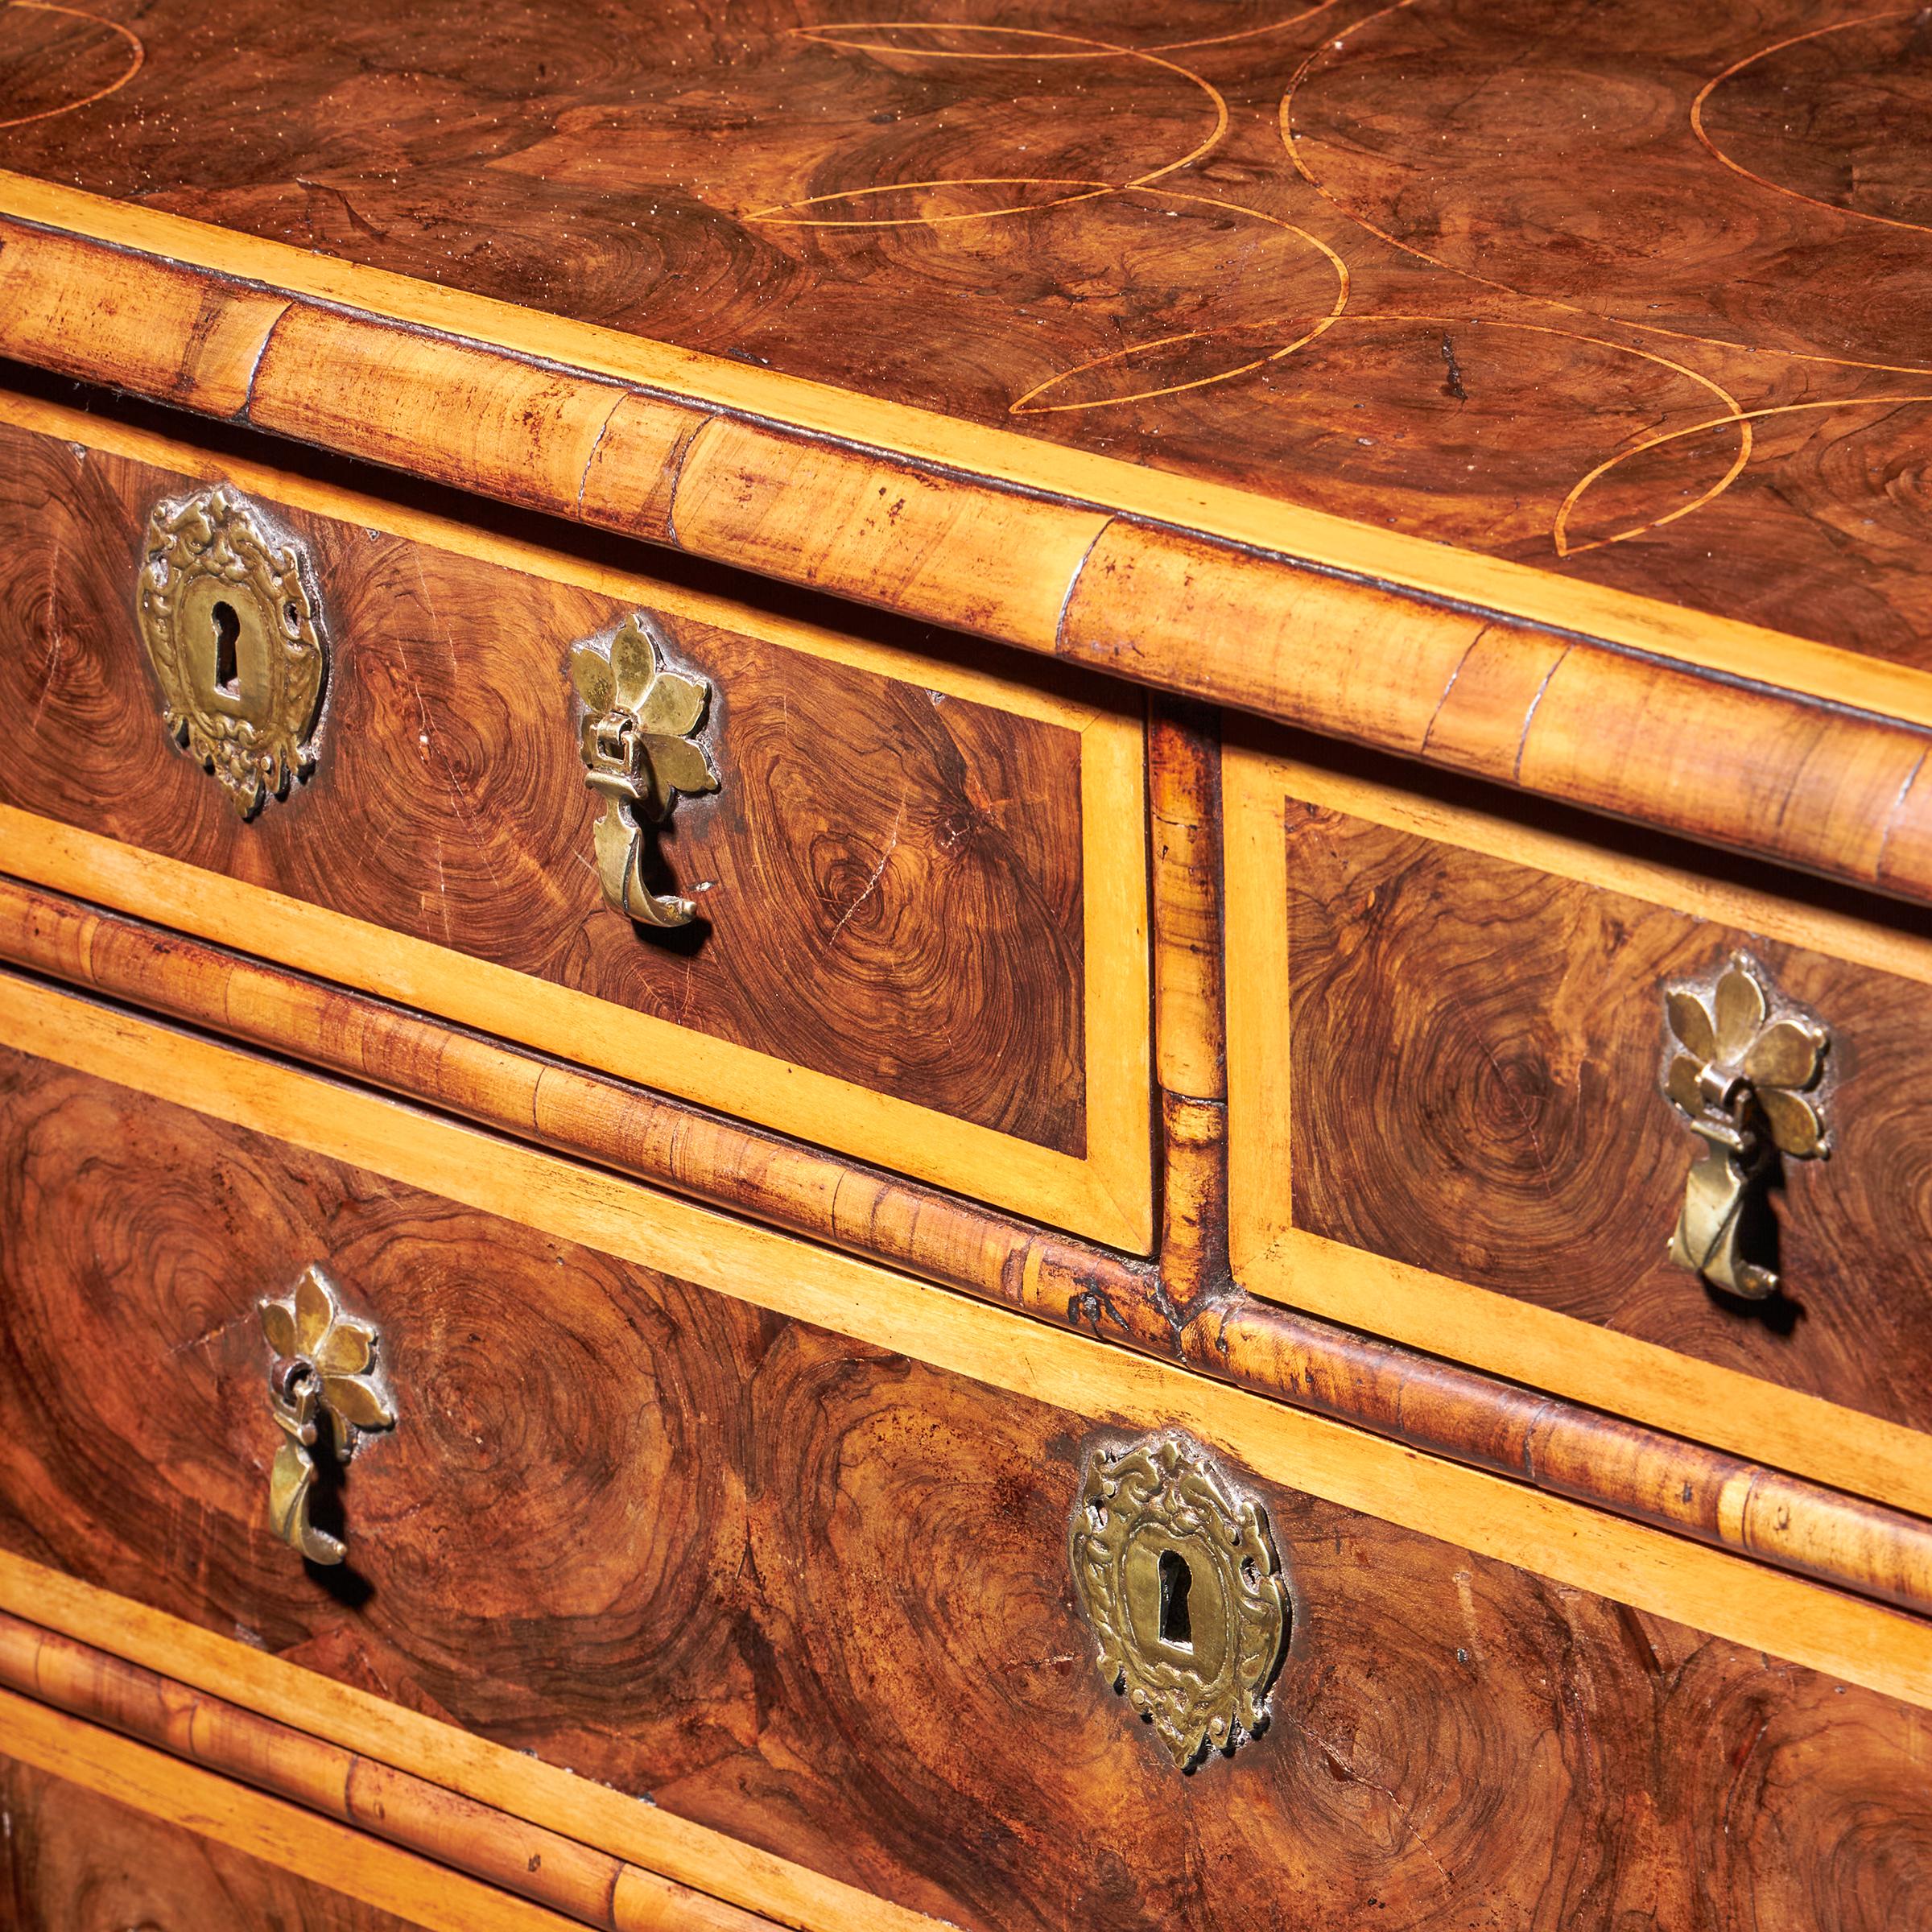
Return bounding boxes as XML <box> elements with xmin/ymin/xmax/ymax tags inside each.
<box><xmin>2</xmin><ymin>4</ymin><xmax>1930</xmax><ymax>1926</ymax></box>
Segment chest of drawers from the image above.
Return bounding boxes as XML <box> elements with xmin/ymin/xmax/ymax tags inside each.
<box><xmin>2</xmin><ymin>3</ymin><xmax>1932</xmax><ymax>1927</ymax></box>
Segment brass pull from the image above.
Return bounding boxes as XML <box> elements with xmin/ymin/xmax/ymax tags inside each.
<box><xmin>569</xmin><ymin>613</ymin><xmax>720</xmax><ymax>928</ymax></box>
<box><xmin>1662</xmin><ymin>953</ymin><xmax>1830</xmax><ymax>1301</ymax></box>
<box><xmin>136</xmin><ymin>487</ymin><xmax>328</xmax><ymax>819</ymax></box>
<box><xmin>258</xmin><ymin>1266</ymin><xmax>395</xmax><ymax>1566</ymax></box>
<box><xmin>1070</xmin><ymin>1434</ymin><xmax>1289</xmax><ymax>1769</ymax></box>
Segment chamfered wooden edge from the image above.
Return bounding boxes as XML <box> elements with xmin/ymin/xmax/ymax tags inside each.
<box><xmin>0</xmin><ymin>382</ymin><xmax>1153</xmax><ymax>1255</ymax></box>
<box><xmin>4</xmin><ymin>181</ymin><xmax>1932</xmax><ymax>910</ymax></box>
<box><xmin>8</xmin><ymin>873</ymin><xmax>1932</xmax><ymax>1620</ymax></box>
<box><xmin>1224</xmin><ymin>722</ymin><xmax>1932</xmax><ymax>1523</ymax></box>
<box><xmin>6</xmin><ymin>968</ymin><xmax>1932</xmax><ymax>1709</ymax></box>
<box><xmin>0</xmin><ymin>1686</ymin><xmax>615</xmax><ymax>1932</ymax></box>
<box><xmin>0</xmin><ymin>1610</ymin><xmax>807</xmax><ymax>1932</ymax></box>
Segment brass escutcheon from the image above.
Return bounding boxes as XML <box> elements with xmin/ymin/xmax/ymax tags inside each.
<box><xmin>1070</xmin><ymin>1433</ymin><xmax>1289</xmax><ymax>1769</ymax></box>
<box><xmin>135</xmin><ymin>487</ymin><xmax>328</xmax><ymax>818</ymax></box>
<box><xmin>1662</xmin><ymin>952</ymin><xmax>1831</xmax><ymax>1301</ymax></box>
<box><xmin>568</xmin><ymin>612</ymin><xmax>720</xmax><ymax>928</ymax></box>
<box><xmin>258</xmin><ymin>1265</ymin><xmax>395</xmax><ymax>1566</ymax></box>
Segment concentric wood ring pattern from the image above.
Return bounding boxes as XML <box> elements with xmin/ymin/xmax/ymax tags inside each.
<box><xmin>1226</xmin><ymin>729</ymin><xmax>1932</xmax><ymax>1518</ymax></box>
<box><xmin>2</xmin><ymin>1038</ymin><xmax>1930</xmax><ymax>1931</ymax></box>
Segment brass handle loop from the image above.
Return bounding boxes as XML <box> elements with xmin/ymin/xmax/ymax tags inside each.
<box><xmin>569</xmin><ymin>612</ymin><xmax>720</xmax><ymax>929</ymax></box>
<box><xmin>258</xmin><ymin>1265</ymin><xmax>395</xmax><ymax>1566</ymax></box>
<box><xmin>1662</xmin><ymin>953</ymin><xmax>1831</xmax><ymax>1301</ymax></box>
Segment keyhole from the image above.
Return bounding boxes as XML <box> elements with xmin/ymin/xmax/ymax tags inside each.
<box><xmin>1158</xmin><ymin>1549</ymin><xmax>1193</xmax><ymax>1651</ymax></box>
<box><xmin>210</xmin><ymin>599</ymin><xmax>242</xmax><ymax>696</ymax></box>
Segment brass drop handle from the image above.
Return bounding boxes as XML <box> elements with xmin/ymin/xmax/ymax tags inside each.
<box><xmin>258</xmin><ymin>1266</ymin><xmax>395</xmax><ymax>1566</ymax></box>
<box><xmin>1662</xmin><ymin>953</ymin><xmax>1830</xmax><ymax>1301</ymax></box>
<box><xmin>569</xmin><ymin>613</ymin><xmax>720</xmax><ymax>928</ymax></box>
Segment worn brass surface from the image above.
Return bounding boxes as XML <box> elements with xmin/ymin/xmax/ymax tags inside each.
<box><xmin>1071</xmin><ymin>1434</ymin><xmax>1289</xmax><ymax>1769</ymax></box>
<box><xmin>134</xmin><ymin>487</ymin><xmax>327</xmax><ymax>818</ymax></box>
<box><xmin>1662</xmin><ymin>954</ymin><xmax>1830</xmax><ymax>1302</ymax></box>
<box><xmin>569</xmin><ymin>612</ymin><xmax>719</xmax><ymax>929</ymax></box>
<box><xmin>258</xmin><ymin>1265</ymin><xmax>395</xmax><ymax>1566</ymax></box>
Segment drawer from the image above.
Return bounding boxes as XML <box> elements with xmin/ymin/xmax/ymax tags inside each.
<box><xmin>0</xmin><ymin>385</ymin><xmax>1150</xmax><ymax>1249</ymax></box>
<box><xmin>1</xmin><ymin>1005</ymin><xmax>1929</xmax><ymax>1932</ymax></box>
<box><xmin>1225</xmin><ymin>728</ymin><xmax>1932</xmax><ymax>1517</ymax></box>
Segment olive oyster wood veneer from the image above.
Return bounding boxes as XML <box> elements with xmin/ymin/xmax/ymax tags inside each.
<box><xmin>4</xmin><ymin>5</ymin><xmax>1932</xmax><ymax>1924</ymax></box>
<box><xmin>1</xmin><ymin>1040</ymin><xmax>1929</xmax><ymax>1932</ymax></box>
<box><xmin>1225</xmin><ymin>729</ymin><xmax>1932</xmax><ymax>1519</ymax></box>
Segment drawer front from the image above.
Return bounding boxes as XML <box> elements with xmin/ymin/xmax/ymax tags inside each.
<box><xmin>2</xmin><ymin>1038</ymin><xmax>1929</xmax><ymax>1932</ymax></box>
<box><xmin>0</xmin><ymin>1753</ymin><xmax>434</xmax><ymax>1931</ymax></box>
<box><xmin>0</xmin><ymin>388</ymin><xmax>1149</xmax><ymax>1248</ymax></box>
<box><xmin>1226</xmin><ymin>730</ymin><xmax>1932</xmax><ymax>1515</ymax></box>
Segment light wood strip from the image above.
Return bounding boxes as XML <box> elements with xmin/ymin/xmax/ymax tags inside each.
<box><xmin>0</xmin><ymin>1687</ymin><xmax>589</xmax><ymax>1932</ymax></box>
<box><xmin>0</xmin><ymin>1556</ymin><xmax>927</xmax><ymax>1932</ymax></box>
<box><xmin>1222</xmin><ymin>734</ymin><xmax>1932</xmax><ymax>1521</ymax></box>
<box><xmin>0</xmin><ymin>382</ymin><xmax>1102</xmax><ymax>739</ymax></box>
<box><xmin>0</xmin><ymin>1612</ymin><xmax>787</xmax><ymax>1932</ymax></box>
<box><xmin>6</xmin><ymin>970</ymin><xmax>1932</xmax><ymax>1712</ymax></box>
<box><xmin>4</xmin><ymin>173</ymin><xmax>1931</xmax><ymax>737</ymax></box>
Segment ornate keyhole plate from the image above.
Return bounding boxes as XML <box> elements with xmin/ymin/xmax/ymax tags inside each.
<box><xmin>136</xmin><ymin>486</ymin><xmax>328</xmax><ymax>818</ymax></box>
<box><xmin>1070</xmin><ymin>1433</ymin><xmax>1290</xmax><ymax>1769</ymax></box>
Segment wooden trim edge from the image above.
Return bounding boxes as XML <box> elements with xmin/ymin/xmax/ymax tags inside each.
<box><xmin>0</xmin><ymin>1611</ymin><xmax>804</xmax><ymax>1932</ymax></box>
<box><xmin>6</xmin><ymin>195</ymin><xmax>1932</xmax><ymax>909</ymax></box>
<box><xmin>0</xmin><ymin>1685</ymin><xmax>597</xmax><ymax>1932</ymax></box>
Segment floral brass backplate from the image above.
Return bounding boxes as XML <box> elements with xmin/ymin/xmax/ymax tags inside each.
<box><xmin>136</xmin><ymin>486</ymin><xmax>328</xmax><ymax>818</ymax></box>
<box><xmin>1070</xmin><ymin>1434</ymin><xmax>1289</xmax><ymax>1769</ymax></box>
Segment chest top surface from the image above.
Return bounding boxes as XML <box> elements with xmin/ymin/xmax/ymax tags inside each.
<box><xmin>1</xmin><ymin>1</ymin><xmax>1929</xmax><ymax>685</ymax></box>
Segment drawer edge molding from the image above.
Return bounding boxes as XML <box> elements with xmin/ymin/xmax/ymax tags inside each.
<box><xmin>7</xmin><ymin>199</ymin><xmax>1932</xmax><ymax>911</ymax></box>
<box><xmin>0</xmin><ymin>1557</ymin><xmax>923</xmax><ymax>1932</ymax></box>
<box><xmin>7</xmin><ymin>875</ymin><xmax>1932</xmax><ymax>1624</ymax></box>
<box><xmin>0</xmin><ymin>1609</ymin><xmax>819</xmax><ymax>1932</ymax></box>
<box><xmin>6</xmin><ymin>969</ymin><xmax>1932</xmax><ymax>1714</ymax></box>
<box><xmin>0</xmin><ymin>1688</ymin><xmax>601</xmax><ymax>1932</ymax></box>
<box><xmin>0</xmin><ymin>377</ymin><xmax>1154</xmax><ymax>1253</ymax></box>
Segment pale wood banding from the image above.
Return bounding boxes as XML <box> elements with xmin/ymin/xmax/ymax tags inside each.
<box><xmin>0</xmin><ymin>1612</ymin><xmax>785</xmax><ymax>1932</ymax></box>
